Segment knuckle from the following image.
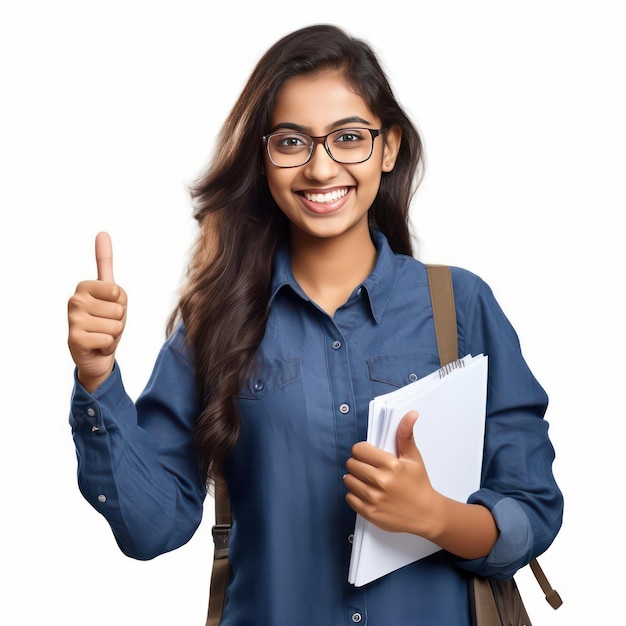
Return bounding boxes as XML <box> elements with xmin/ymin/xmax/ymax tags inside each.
<box><xmin>114</xmin><ymin>303</ymin><xmax>127</xmax><ymax>320</ymax></box>
<box><xmin>67</xmin><ymin>309</ymin><xmax>86</xmax><ymax>329</ymax></box>
<box><xmin>388</xmin><ymin>457</ymin><xmax>402</xmax><ymax>473</ymax></box>
<box><xmin>375</xmin><ymin>475</ymin><xmax>390</xmax><ymax>491</ymax></box>
<box><xmin>68</xmin><ymin>292</ymin><xmax>85</xmax><ymax>311</ymax></box>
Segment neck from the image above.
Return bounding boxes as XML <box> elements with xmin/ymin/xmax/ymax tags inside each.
<box><xmin>289</xmin><ymin>223</ymin><xmax>377</xmax><ymax>316</ymax></box>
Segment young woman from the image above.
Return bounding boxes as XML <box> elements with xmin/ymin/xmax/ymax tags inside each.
<box><xmin>67</xmin><ymin>24</ymin><xmax>563</xmax><ymax>626</ymax></box>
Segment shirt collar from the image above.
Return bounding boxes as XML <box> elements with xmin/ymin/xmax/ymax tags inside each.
<box><xmin>269</xmin><ymin>230</ymin><xmax>399</xmax><ymax>324</ymax></box>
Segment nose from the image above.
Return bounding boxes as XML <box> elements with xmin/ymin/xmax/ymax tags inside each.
<box><xmin>303</xmin><ymin>141</ymin><xmax>341</xmax><ymax>181</ymax></box>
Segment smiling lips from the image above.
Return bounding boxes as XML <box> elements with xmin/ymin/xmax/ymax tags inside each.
<box><xmin>302</xmin><ymin>187</ymin><xmax>349</xmax><ymax>204</ymax></box>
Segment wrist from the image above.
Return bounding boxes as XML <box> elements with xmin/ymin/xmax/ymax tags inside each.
<box><xmin>77</xmin><ymin>367</ymin><xmax>113</xmax><ymax>394</ymax></box>
<box><xmin>418</xmin><ymin>490</ymin><xmax>449</xmax><ymax>543</ymax></box>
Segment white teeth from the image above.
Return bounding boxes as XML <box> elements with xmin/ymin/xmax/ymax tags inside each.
<box><xmin>303</xmin><ymin>188</ymin><xmax>348</xmax><ymax>203</ymax></box>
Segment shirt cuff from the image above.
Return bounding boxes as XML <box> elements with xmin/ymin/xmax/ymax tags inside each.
<box><xmin>69</xmin><ymin>363</ymin><xmax>125</xmax><ymax>432</ymax></box>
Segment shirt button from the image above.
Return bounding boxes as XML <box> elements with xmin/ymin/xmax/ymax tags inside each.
<box><xmin>409</xmin><ymin>372</ymin><xmax>418</xmax><ymax>382</ymax></box>
<box><xmin>348</xmin><ymin>533</ymin><xmax>354</xmax><ymax>544</ymax></box>
<box><xmin>87</xmin><ymin>408</ymin><xmax>95</xmax><ymax>417</ymax></box>
<box><xmin>352</xmin><ymin>612</ymin><xmax>362</xmax><ymax>623</ymax></box>
<box><xmin>97</xmin><ymin>494</ymin><xmax>107</xmax><ymax>503</ymax></box>
<box><xmin>356</xmin><ymin>287</ymin><xmax>362</xmax><ymax>296</ymax></box>
<box><xmin>332</xmin><ymin>340</ymin><xmax>342</xmax><ymax>350</ymax></box>
<box><xmin>253</xmin><ymin>382</ymin><xmax>264</xmax><ymax>391</ymax></box>
<box><xmin>339</xmin><ymin>404</ymin><xmax>350</xmax><ymax>414</ymax></box>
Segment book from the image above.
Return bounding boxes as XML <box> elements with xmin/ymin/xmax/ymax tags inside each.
<box><xmin>348</xmin><ymin>353</ymin><xmax>488</xmax><ymax>587</ymax></box>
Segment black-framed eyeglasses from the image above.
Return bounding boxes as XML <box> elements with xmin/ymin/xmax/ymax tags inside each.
<box><xmin>263</xmin><ymin>127</ymin><xmax>383</xmax><ymax>168</ymax></box>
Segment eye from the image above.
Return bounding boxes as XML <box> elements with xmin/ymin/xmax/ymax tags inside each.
<box><xmin>333</xmin><ymin>129</ymin><xmax>366</xmax><ymax>143</ymax></box>
<box><xmin>272</xmin><ymin>133</ymin><xmax>310</xmax><ymax>151</ymax></box>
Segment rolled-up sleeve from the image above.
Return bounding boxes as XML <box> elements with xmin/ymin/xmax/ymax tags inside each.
<box><xmin>451</xmin><ymin>270</ymin><xmax>563</xmax><ymax>578</ymax></box>
<box><xmin>69</xmin><ymin>325</ymin><xmax>206</xmax><ymax>560</ymax></box>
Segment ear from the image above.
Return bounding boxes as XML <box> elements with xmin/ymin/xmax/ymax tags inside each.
<box><xmin>382</xmin><ymin>125</ymin><xmax>402</xmax><ymax>172</ymax></box>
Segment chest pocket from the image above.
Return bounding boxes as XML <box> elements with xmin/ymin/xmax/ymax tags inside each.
<box><xmin>367</xmin><ymin>352</ymin><xmax>440</xmax><ymax>397</ymax></box>
<box><xmin>237</xmin><ymin>356</ymin><xmax>301</xmax><ymax>400</ymax></box>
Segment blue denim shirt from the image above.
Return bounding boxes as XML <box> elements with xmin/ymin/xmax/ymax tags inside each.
<box><xmin>70</xmin><ymin>231</ymin><xmax>563</xmax><ymax>626</ymax></box>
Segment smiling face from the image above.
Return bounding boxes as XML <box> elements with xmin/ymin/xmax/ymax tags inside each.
<box><xmin>264</xmin><ymin>71</ymin><xmax>401</xmax><ymax>244</ymax></box>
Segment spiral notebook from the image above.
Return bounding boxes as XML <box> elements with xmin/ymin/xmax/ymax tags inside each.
<box><xmin>348</xmin><ymin>353</ymin><xmax>488</xmax><ymax>587</ymax></box>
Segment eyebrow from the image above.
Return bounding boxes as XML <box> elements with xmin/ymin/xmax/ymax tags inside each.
<box><xmin>266</xmin><ymin>116</ymin><xmax>373</xmax><ymax>135</ymax></box>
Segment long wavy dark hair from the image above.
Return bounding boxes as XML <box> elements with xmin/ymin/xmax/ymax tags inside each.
<box><xmin>167</xmin><ymin>24</ymin><xmax>425</xmax><ymax>482</ymax></box>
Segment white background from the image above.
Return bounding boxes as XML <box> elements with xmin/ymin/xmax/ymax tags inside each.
<box><xmin>1</xmin><ymin>1</ymin><xmax>623</xmax><ymax>624</ymax></box>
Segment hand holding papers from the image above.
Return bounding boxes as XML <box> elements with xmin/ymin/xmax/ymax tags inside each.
<box><xmin>348</xmin><ymin>354</ymin><xmax>488</xmax><ymax>587</ymax></box>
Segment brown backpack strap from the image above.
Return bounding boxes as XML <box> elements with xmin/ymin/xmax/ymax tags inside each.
<box><xmin>426</xmin><ymin>263</ymin><xmax>562</xmax><ymax>611</ymax></box>
<box><xmin>426</xmin><ymin>264</ymin><xmax>459</xmax><ymax>366</ymax></box>
<box><xmin>206</xmin><ymin>475</ymin><xmax>232</xmax><ymax>626</ymax></box>
<box><xmin>530</xmin><ymin>556</ymin><xmax>563</xmax><ymax>609</ymax></box>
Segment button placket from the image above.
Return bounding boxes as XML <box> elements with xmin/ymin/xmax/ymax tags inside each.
<box><xmin>323</xmin><ymin>318</ymin><xmax>356</xmax><ymax>465</ymax></box>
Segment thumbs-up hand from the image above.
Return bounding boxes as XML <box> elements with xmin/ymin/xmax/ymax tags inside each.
<box><xmin>68</xmin><ymin>232</ymin><xmax>128</xmax><ymax>393</ymax></box>
<box><xmin>344</xmin><ymin>410</ymin><xmax>439</xmax><ymax>537</ymax></box>
<box><xmin>345</xmin><ymin>411</ymin><xmax>499</xmax><ymax>558</ymax></box>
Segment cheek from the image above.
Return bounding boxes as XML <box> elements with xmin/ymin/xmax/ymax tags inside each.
<box><xmin>358</xmin><ymin>165</ymin><xmax>384</xmax><ymax>197</ymax></box>
<box><xmin>266</xmin><ymin>168</ymin><xmax>292</xmax><ymax>197</ymax></box>
<box><xmin>265</xmin><ymin>170</ymin><xmax>295</xmax><ymax>214</ymax></box>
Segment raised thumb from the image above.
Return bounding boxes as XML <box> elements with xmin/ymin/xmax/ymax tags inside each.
<box><xmin>95</xmin><ymin>231</ymin><xmax>115</xmax><ymax>283</ymax></box>
<box><xmin>396</xmin><ymin>410</ymin><xmax>419</xmax><ymax>458</ymax></box>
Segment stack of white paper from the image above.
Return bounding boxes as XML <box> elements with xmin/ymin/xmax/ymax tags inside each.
<box><xmin>348</xmin><ymin>354</ymin><xmax>488</xmax><ymax>587</ymax></box>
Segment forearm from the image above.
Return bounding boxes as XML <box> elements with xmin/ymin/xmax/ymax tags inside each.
<box><xmin>425</xmin><ymin>494</ymin><xmax>498</xmax><ymax>559</ymax></box>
